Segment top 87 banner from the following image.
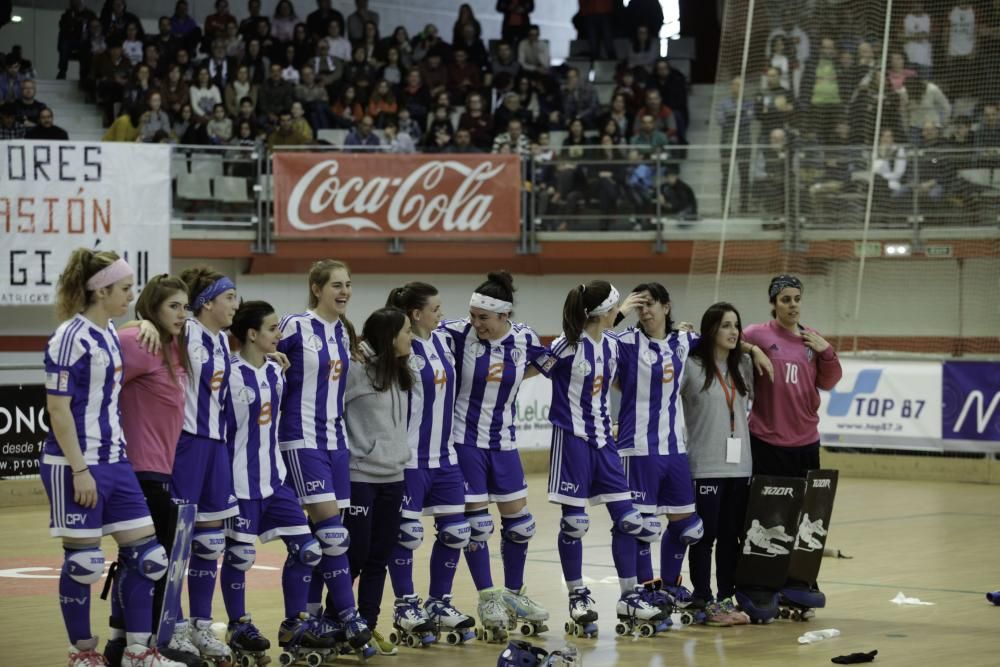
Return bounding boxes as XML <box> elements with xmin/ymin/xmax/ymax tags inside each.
<box><xmin>0</xmin><ymin>141</ymin><xmax>172</xmax><ymax>306</ymax></box>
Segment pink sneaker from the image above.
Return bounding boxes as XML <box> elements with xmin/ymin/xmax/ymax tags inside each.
<box><xmin>720</xmin><ymin>597</ymin><xmax>751</xmax><ymax>625</ymax></box>
<box><xmin>703</xmin><ymin>601</ymin><xmax>733</xmax><ymax>627</ymax></box>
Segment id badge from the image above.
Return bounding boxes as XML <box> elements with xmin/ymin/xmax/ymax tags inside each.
<box><xmin>726</xmin><ymin>437</ymin><xmax>742</xmax><ymax>464</ymax></box>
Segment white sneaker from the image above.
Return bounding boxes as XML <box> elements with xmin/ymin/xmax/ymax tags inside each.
<box><xmin>122</xmin><ymin>644</ymin><xmax>185</xmax><ymax>666</ymax></box>
<box><xmin>190</xmin><ymin>618</ymin><xmax>232</xmax><ymax>659</ymax></box>
<box><xmin>68</xmin><ymin>636</ymin><xmax>108</xmax><ymax>666</ymax></box>
<box><xmin>166</xmin><ymin>622</ymin><xmax>199</xmax><ymax>656</ymax></box>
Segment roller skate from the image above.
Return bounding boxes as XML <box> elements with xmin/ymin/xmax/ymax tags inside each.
<box><xmin>718</xmin><ymin>596</ymin><xmax>750</xmax><ymax>625</ymax></box>
<box><xmin>614</xmin><ymin>586</ymin><xmax>670</xmax><ymax>638</ymax></box>
<box><xmin>226</xmin><ymin>616</ymin><xmax>271</xmax><ymax>666</ymax></box>
<box><xmin>563</xmin><ymin>586</ymin><xmax>598</xmax><ymax>639</ymax></box>
<box><xmin>122</xmin><ymin>644</ymin><xmax>187</xmax><ymax>666</ymax></box>
<box><xmin>475</xmin><ymin>587</ymin><xmax>511</xmax><ymax>643</ymax></box>
<box><xmin>503</xmin><ymin>585</ymin><xmax>549</xmax><ymax>637</ymax></box>
<box><xmin>69</xmin><ymin>636</ymin><xmax>110</xmax><ymax>666</ymax></box>
<box><xmin>425</xmin><ymin>594</ymin><xmax>477</xmax><ymax>645</ymax></box>
<box><xmin>166</xmin><ymin>622</ymin><xmax>203</xmax><ymax>665</ymax></box>
<box><xmin>190</xmin><ymin>618</ymin><xmax>234</xmax><ymax>666</ymax></box>
<box><xmin>734</xmin><ymin>587</ymin><xmax>780</xmax><ymax>624</ymax></box>
<box><xmin>277</xmin><ymin>613</ymin><xmax>336</xmax><ymax>667</ymax></box>
<box><xmin>779</xmin><ymin>582</ymin><xmax>825</xmax><ymax>621</ymax></box>
<box><xmin>987</xmin><ymin>591</ymin><xmax>1000</xmax><ymax>605</ymax></box>
<box><xmin>639</xmin><ymin>579</ymin><xmax>675</xmax><ymax>630</ymax></box>
<box><xmin>388</xmin><ymin>594</ymin><xmax>437</xmax><ymax>648</ymax></box>
<box><xmin>335</xmin><ymin>608</ymin><xmax>378</xmax><ymax>661</ymax></box>
<box><xmin>664</xmin><ymin>577</ymin><xmax>706</xmax><ymax>626</ymax></box>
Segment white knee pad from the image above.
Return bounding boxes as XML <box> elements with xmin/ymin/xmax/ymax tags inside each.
<box><xmin>637</xmin><ymin>514</ymin><xmax>664</xmax><ymax>544</ymax></box>
<box><xmin>501</xmin><ymin>513</ymin><xmax>536</xmax><ymax>544</ymax></box>
<box><xmin>559</xmin><ymin>513</ymin><xmax>590</xmax><ymax>540</ymax></box>
<box><xmin>614</xmin><ymin>509</ymin><xmax>644</xmax><ymax>536</ymax></box>
<box><xmin>224</xmin><ymin>542</ymin><xmax>257</xmax><ymax>572</ymax></box>
<box><xmin>133</xmin><ymin>542</ymin><xmax>169</xmax><ymax>582</ymax></box>
<box><xmin>669</xmin><ymin>515</ymin><xmax>705</xmax><ymax>546</ymax></box>
<box><xmin>288</xmin><ymin>538</ymin><xmax>322</xmax><ymax>567</ymax></box>
<box><xmin>398</xmin><ymin>520</ymin><xmax>424</xmax><ymax>551</ymax></box>
<box><xmin>63</xmin><ymin>547</ymin><xmax>105</xmax><ymax>585</ymax></box>
<box><xmin>466</xmin><ymin>511</ymin><xmax>495</xmax><ymax>543</ymax></box>
<box><xmin>192</xmin><ymin>530</ymin><xmax>226</xmax><ymax>561</ymax></box>
<box><xmin>316</xmin><ymin>522</ymin><xmax>351</xmax><ymax>557</ymax></box>
<box><xmin>436</xmin><ymin>520</ymin><xmax>472</xmax><ymax>550</ymax></box>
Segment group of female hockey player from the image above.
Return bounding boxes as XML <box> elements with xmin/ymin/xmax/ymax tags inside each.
<box><xmin>43</xmin><ymin>247</ymin><xmax>840</xmax><ymax>667</ymax></box>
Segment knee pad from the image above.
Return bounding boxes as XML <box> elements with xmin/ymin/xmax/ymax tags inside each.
<box><xmin>501</xmin><ymin>513</ymin><xmax>535</xmax><ymax>544</ymax></box>
<box><xmin>435</xmin><ymin>519</ymin><xmax>472</xmax><ymax>550</ymax></box>
<box><xmin>559</xmin><ymin>512</ymin><xmax>589</xmax><ymax>540</ymax></box>
<box><xmin>62</xmin><ymin>547</ymin><xmax>105</xmax><ymax>585</ymax></box>
<box><xmin>397</xmin><ymin>520</ymin><xmax>424</xmax><ymax>551</ymax></box>
<box><xmin>614</xmin><ymin>508</ymin><xmax>644</xmax><ymax>536</ymax></box>
<box><xmin>466</xmin><ymin>509</ymin><xmax>495</xmax><ymax>543</ymax></box>
<box><xmin>668</xmin><ymin>514</ymin><xmax>704</xmax><ymax>546</ymax></box>
<box><xmin>191</xmin><ymin>528</ymin><xmax>226</xmax><ymax>561</ymax></box>
<box><xmin>224</xmin><ymin>541</ymin><xmax>257</xmax><ymax>572</ymax></box>
<box><xmin>121</xmin><ymin>538</ymin><xmax>169</xmax><ymax>582</ymax></box>
<box><xmin>315</xmin><ymin>518</ymin><xmax>351</xmax><ymax>557</ymax></box>
<box><xmin>637</xmin><ymin>514</ymin><xmax>664</xmax><ymax>544</ymax></box>
<box><xmin>286</xmin><ymin>536</ymin><xmax>322</xmax><ymax>567</ymax></box>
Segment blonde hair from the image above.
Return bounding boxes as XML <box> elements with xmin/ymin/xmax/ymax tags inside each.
<box><xmin>55</xmin><ymin>248</ymin><xmax>121</xmax><ymax>321</ymax></box>
<box><xmin>307</xmin><ymin>259</ymin><xmax>358</xmax><ymax>358</ymax></box>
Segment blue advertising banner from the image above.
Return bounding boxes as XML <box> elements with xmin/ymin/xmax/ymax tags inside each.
<box><xmin>942</xmin><ymin>362</ymin><xmax>1000</xmax><ymax>442</ymax></box>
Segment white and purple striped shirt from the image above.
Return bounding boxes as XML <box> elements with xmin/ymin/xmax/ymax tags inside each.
<box><xmin>43</xmin><ymin>315</ymin><xmax>127</xmax><ymax>465</ymax></box>
<box><xmin>536</xmin><ymin>332</ymin><xmax>619</xmax><ymax>449</ymax></box>
<box><xmin>616</xmin><ymin>328</ymin><xmax>697</xmax><ymax>457</ymax></box>
<box><xmin>182</xmin><ymin>318</ymin><xmax>232</xmax><ymax>441</ymax></box>
<box><xmin>226</xmin><ymin>354</ymin><xmax>285</xmax><ymax>500</ymax></box>
<box><xmin>406</xmin><ymin>330</ymin><xmax>457</xmax><ymax>469</ymax></box>
<box><xmin>439</xmin><ymin>319</ymin><xmax>547</xmax><ymax>451</ymax></box>
<box><xmin>278</xmin><ymin>311</ymin><xmax>350</xmax><ymax>451</ymax></box>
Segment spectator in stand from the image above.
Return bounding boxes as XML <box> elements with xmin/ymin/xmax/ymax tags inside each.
<box><xmin>887</xmin><ymin>52</ymin><xmax>917</xmax><ymax>92</ymax></box>
<box><xmin>629</xmin><ymin>112</ymin><xmax>668</xmax><ymax>156</ymax></box>
<box><xmin>449</xmin><ymin>127</ymin><xmax>479</xmax><ymax>152</ymax></box>
<box><xmin>902</xmin><ymin>78</ymin><xmax>952</xmax><ymax>146</ymax></box>
<box><xmin>903</xmin><ymin>2</ymin><xmax>933</xmax><ymax>77</ymax></box>
<box><xmin>161</xmin><ymin>63</ymin><xmax>190</xmax><ymax>116</ymax></box>
<box><xmin>591</xmin><ymin>133</ymin><xmax>626</xmax><ymax>229</ymax></box>
<box><xmin>281</xmin><ymin>45</ymin><xmax>302</xmax><ymax>84</ymax></box>
<box><xmin>26</xmin><ymin>107</ymin><xmax>70</xmax><ymax>140</ymax></box>
<box><xmin>801</xmin><ymin>36</ymin><xmax>843</xmax><ymax>144</ymax></box>
<box><xmin>102</xmin><ymin>0</ymin><xmax>142</xmax><ymax>44</ymax></box>
<box><xmin>418</xmin><ymin>50</ymin><xmax>449</xmax><ymax>99</ymax></box>
<box><xmin>916</xmin><ymin>121</ymin><xmax>957</xmax><ymax>201</ymax></box>
<box><xmin>945</xmin><ymin>3</ymin><xmax>976</xmax><ymax>98</ymax></box>
<box><xmin>142</xmin><ymin>43</ymin><xmax>166</xmax><ymax>81</ymax></box>
<box><xmin>238</xmin><ymin>0</ymin><xmax>263</xmax><ymax>39</ymax></box>
<box><xmin>271</xmin><ymin>0</ymin><xmax>298</xmax><ymax>43</ymax></box>
<box><xmin>382</xmin><ymin>26</ymin><xmax>414</xmax><ymax>69</ymax></box>
<box><xmin>756</xmin><ymin>66</ymin><xmax>795</xmax><ymax>135</ymax></box>
<box><xmin>493</xmin><ymin>91</ymin><xmax>532</xmax><ymax>139</ymax></box>
<box><xmin>8</xmin><ymin>46</ymin><xmax>37</xmax><ymax>81</ymax></box>
<box><xmin>453</xmin><ymin>4</ymin><xmax>482</xmax><ymax>43</ymax></box>
<box><xmin>122</xmin><ymin>63</ymin><xmax>154</xmax><ymax>109</ymax></box>
<box><xmin>977</xmin><ymin>103</ymin><xmax>1000</xmax><ymax>147</ymax></box>
<box><xmin>659</xmin><ymin>165</ymin><xmax>697</xmax><ymax>221</ymax></box>
<box><xmin>0</xmin><ymin>103</ymin><xmax>25</xmax><ymax>140</ymax></box>
<box><xmin>459</xmin><ymin>91</ymin><xmax>493</xmax><ymax>150</ymax></box>
<box><xmin>322</xmin><ymin>19</ymin><xmax>352</xmax><ymax>62</ymax></box>
<box><xmin>173</xmin><ymin>102</ymin><xmax>204</xmax><ymax>143</ymax></box>
<box><xmin>204</xmin><ymin>0</ymin><xmax>238</xmax><ymax>47</ymax></box>
<box><xmin>289</xmin><ymin>100</ymin><xmax>314</xmax><ymax>142</ymax></box>
<box><xmin>205</xmin><ymin>102</ymin><xmax>232</xmax><ymax>143</ymax></box>
<box><xmin>224</xmin><ymin>64</ymin><xmax>258</xmax><ymax>116</ymax></box>
<box><xmin>348</xmin><ymin>0</ymin><xmax>380</xmax><ymax>43</ymax></box>
<box><xmin>534</xmin><ymin>75</ymin><xmax>564</xmax><ymax>130</ymax></box>
<box><xmin>258</xmin><ymin>62</ymin><xmax>294</xmax><ymax>125</ymax></box>
<box><xmin>291</xmin><ymin>24</ymin><xmax>315</xmax><ymax>63</ymax></box>
<box><xmin>454</xmin><ymin>23</ymin><xmax>490</xmax><ymax>72</ymax></box>
<box><xmin>561</xmin><ymin>66</ymin><xmax>600</xmax><ymax>129</ymax></box>
<box><xmin>170</xmin><ymin>0</ymin><xmax>201</xmax><ymax>52</ymax></box>
<box><xmin>94</xmin><ymin>40</ymin><xmax>132</xmax><ymax>126</ymax></box>
<box><xmin>121</xmin><ymin>22</ymin><xmax>143</xmax><ymax>65</ymax></box>
<box><xmin>577</xmin><ymin>0</ymin><xmax>616</xmax><ymax>60</ymax></box>
<box><xmin>331</xmin><ymin>84</ymin><xmax>364</xmax><ymax>128</ymax></box>
<box><xmin>397</xmin><ymin>107</ymin><xmax>421</xmax><ymax>142</ymax></box>
<box><xmin>361</xmin><ymin>21</ymin><xmax>382</xmax><ymax>65</ymax></box>
<box><xmin>651</xmin><ymin>59</ymin><xmax>688</xmax><ymax>143</ymax></box>
<box><xmin>102</xmin><ymin>105</ymin><xmax>141</xmax><ymax>141</ymax></box>
<box><xmin>425</xmin><ymin>121</ymin><xmax>454</xmax><ymax>152</ymax></box>
<box><xmin>873</xmin><ymin>127</ymin><xmax>908</xmax><ymax>198</ymax></box>
<box><xmin>600</xmin><ymin>93</ymin><xmax>632</xmax><ymax>139</ymax></box>
<box><xmin>309</xmin><ymin>39</ymin><xmax>344</xmax><ymax>89</ymax></box>
<box><xmin>221</xmin><ymin>22</ymin><xmax>245</xmax><ymax>60</ymax></box>
<box><xmin>14</xmin><ymin>79</ymin><xmax>46</xmax><ymax>127</ymax></box>
<box><xmin>202</xmin><ymin>39</ymin><xmax>236</xmax><ymax>90</ymax></box>
<box><xmin>515</xmin><ymin>75</ymin><xmax>541</xmax><ymax>127</ymax></box>
<box><xmin>753</xmin><ymin>127</ymin><xmax>792</xmax><ymax>214</ymax></box>
<box><xmin>634</xmin><ymin>88</ymin><xmax>677</xmax><ymax>142</ymax></box>
<box><xmin>949</xmin><ymin>115</ymin><xmax>974</xmax><ymax>147</ymax></box>
<box><xmin>626</xmin><ymin>25</ymin><xmax>659</xmax><ymax>73</ymax></box>
<box><xmin>517</xmin><ymin>25</ymin><xmax>550</xmax><ymax>74</ymax></box>
<box><xmin>448</xmin><ymin>48</ymin><xmax>482</xmax><ymax>103</ymax></box>
<box><xmin>552</xmin><ymin>117</ymin><xmax>591</xmax><ymax>211</ymax></box>
<box><xmin>0</xmin><ymin>55</ymin><xmax>27</xmax><ymax>104</ymax></box>
<box><xmin>378</xmin><ymin>47</ymin><xmax>406</xmax><ymax>86</ymax></box>
<box><xmin>345</xmin><ymin>45</ymin><xmax>377</xmax><ymax>103</ymax></box>
<box><xmin>57</xmin><ymin>0</ymin><xmax>97</xmax><ymax>79</ymax></box>
<box><xmin>174</xmin><ymin>48</ymin><xmax>195</xmax><ymax>81</ymax></box>
<box><xmin>612</xmin><ymin>67</ymin><xmax>644</xmax><ymax>115</ymax></box>
<box><xmin>295</xmin><ymin>64</ymin><xmax>331</xmax><ymax>128</ymax></box>
<box><xmin>626</xmin><ymin>0</ymin><xmax>665</xmax><ymax>36</ymax></box>
<box><xmin>141</xmin><ymin>90</ymin><xmax>171</xmax><ymax>141</ymax></box>
<box><xmin>492</xmin><ymin>117</ymin><xmax>530</xmax><ymax>155</ymax></box>
<box><xmin>492</xmin><ymin>42</ymin><xmax>521</xmax><ymax>80</ymax></box>
<box><xmin>497</xmin><ymin>0</ymin><xmax>533</xmax><ymax>46</ymax></box>
<box><xmin>235</xmin><ymin>96</ymin><xmax>258</xmax><ymax>132</ymax></box>
<box><xmin>412</xmin><ymin>24</ymin><xmax>450</xmax><ymax>63</ymax></box>
<box><xmin>266</xmin><ymin>109</ymin><xmax>309</xmax><ymax>149</ymax></box>
<box><xmin>399</xmin><ymin>68</ymin><xmax>431</xmax><ymax>127</ymax></box>
<box><xmin>190</xmin><ymin>66</ymin><xmax>223</xmax><ymax>122</ymax></box>
<box><xmin>716</xmin><ymin>76</ymin><xmax>753</xmax><ymax>213</ymax></box>
<box><xmin>306</xmin><ymin>0</ymin><xmax>342</xmax><ymax>42</ymax></box>
<box><xmin>81</xmin><ymin>19</ymin><xmax>108</xmax><ymax>88</ymax></box>
<box><xmin>252</xmin><ymin>17</ymin><xmax>275</xmax><ymax>55</ymax></box>
<box><xmin>383</xmin><ymin>117</ymin><xmax>415</xmax><ymax>152</ymax></box>
<box><xmin>367</xmin><ymin>79</ymin><xmax>398</xmax><ymax>126</ymax></box>
<box><xmin>345</xmin><ymin>113</ymin><xmax>380</xmax><ymax>148</ymax></box>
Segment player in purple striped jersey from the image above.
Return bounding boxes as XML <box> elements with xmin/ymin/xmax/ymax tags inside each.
<box><xmin>221</xmin><ymin>301</ymin><xmax>335</xmax><ymax>665</ymax></box>
<box><xmin>536</xmin><ymin>281</ymin><xmax>667</xmax><ymax>638</ymax></box>
<box><xmin>385</xmin><ymin>283</ymin><xmax>477</xmax><ymax>645</ymax></box>
<box><xmin>277</xmin><ymin>260</ymin><xmax>374</xmax><ymax>658</ymax></box>
<box><xmin>42</xmin><ymin>249</ymin><xmax>179</xmax><ymax>667</ymax></box>
<box><xmin>437</xmin><ymin>271</ymin><xmax>550</xmax><ymax>639</ymax></box>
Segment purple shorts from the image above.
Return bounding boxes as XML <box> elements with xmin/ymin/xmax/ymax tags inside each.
<box><xmin>622</xmin><ymin>452</ymin><xmax>696</xmax><ymax>515</ymax></box>
<box><xmin>224</xmin><ymin>483</ymin><xmax>311</xmax><ymax>543</ymax></box>
<box><xmin>171</xmin><ymin>432</ymin><xmax>238</xmax><ymax>522</ymax></box>
<box><xmin>547</xmin><ymin>428</ymin><xmax>632</xmax><ymax>507</ymax></box>
<box><xmin>283</xmin><ymin>448</ymin><xmax>351</xmax><ymax>508</ymax></box>
<box><xmin>41</xmin><ymin>458</ymin><xmax>153</xmax><ymax>539</ymax></box>
<box><xmin>455</xmin><ymin>444</ymin><xmax>528</xmax><ymax>504</ymax></box>
<box><xmin>401</xmin><ymin>465</ymin><xmax>466</xmax><ymax>519</ymax></box>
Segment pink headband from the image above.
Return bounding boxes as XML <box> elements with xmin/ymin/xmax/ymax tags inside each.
<box><xmin>86</xmin><ymin>258</ymin><xmax>134</xmax><ymax>290</ymax></box>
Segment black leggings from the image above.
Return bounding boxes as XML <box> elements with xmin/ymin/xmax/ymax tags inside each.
<box><xmin>689</xmin><ymin>477</ymin><xmax>750</xmax><ymax>601</ymax></box>
<box><xmin>749</xmin><ymin>434</ymin><xmax>820</xmax><ymax>478</ymax></box>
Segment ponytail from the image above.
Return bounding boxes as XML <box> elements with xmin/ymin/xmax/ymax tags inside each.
<box><xmin>562</xmin><ymin>280</ymin><xmax>614</xmax><ymax>346</ymax></box>
<box><xmin>385</xmin><ymin>281</ymin><xmax>438</xmax><ymax>320</ymax></box>
<box><xmin>56</xmin><ymin>248</ymin><xmax>121</xmax><ymax>321</ymax></box>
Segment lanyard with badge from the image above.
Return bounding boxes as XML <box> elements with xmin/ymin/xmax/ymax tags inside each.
<box><xmin>714</xmin><ymin>365</ymin><xmax>742</xmax><ymax>464</ymax></box>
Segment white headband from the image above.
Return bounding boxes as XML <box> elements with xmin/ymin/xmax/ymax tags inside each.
<box><xmin>86</xmin><ymin>258</ymin><xmax>134</xmax><ymax>290</ymax></box>
<box><xmin>586</xmin><ymin>285</ymin><xmax>620</xmax><ymax>317</ymax></box>
<box><xmin>470</xmin><ymin>292</ymin><xmax>513</xmax><ymax>314</ymax></box>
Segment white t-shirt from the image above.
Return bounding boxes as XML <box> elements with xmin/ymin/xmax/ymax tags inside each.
<box><xmin>949</xmin><ymin>6</ymin><xmax>976</xmax><ymax>57</ymax></box>
<box><xmin>904</xmin><ymin>13</ymin><xmax>933</xmax><ymax>66</ymax></box>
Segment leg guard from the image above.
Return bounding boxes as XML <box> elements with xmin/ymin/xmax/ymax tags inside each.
<box><xmin>667</xmin><ymin>514</ymin><xmax>704</xmax><ymax>546</ymax></box>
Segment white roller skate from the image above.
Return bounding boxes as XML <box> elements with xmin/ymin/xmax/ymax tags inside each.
<box><xmin>615</xmin><ymin>586</ymin><xmax>670</xmax><ymax>638</ymax></box>
<box><xmin>190</xmin><ymin>617</ymin><xmax>234</xmax><ymax>665</ymax></box>
<box><xmin>664</xmin><ymin>577</ymin><xmax>707</xmax><ymax>626</ymax></box>
<box><xmin>68</xmin><ymin>636</ymin><xmax>109</xmax><ymax>666</ymax></box>
<box><xmin>389</xmin><ymin>594</ymin><xmax>437</xmax><ymax>649</ymax></box>
<box><xmin>564</xmin><ymin>586</ymin><xmax>598</xmax><ymax>639</ymax></box>
<box><xmin>166</xmin><ymin>621</ymin><xmax>201</xmax><ymax>659</ymax></box>
<box><xmin>277</xmin><ymin>613</ymin><xmax>336</xmax><ymax>667</ymax></box>
<box><xmin>336</xmin><ymin>608</ymin><xmax>378</xmax><ymax>661</ymax></box>
<box><xmin>226</xmin><ymin>615</ymin><xmax>271</xmax><ymax>666</ymax></box>
<box><xmin>122</xmin><ymin>644</ymin><xmax>186</xmax><ymax>666</ymax></box>
<box><xmin>502</xmin><ymin>586</ymin><xmax>549</xmax><ymax>637</ymax></box>
<box><xmin>425</xmin><ymin>594</ymin><xmax>476</xmax><ymax>645</ymax></box>
<box><xmin>475</xmin><ymin>587</ymin><xmax>511</xmax><ymax>643</ymax></box>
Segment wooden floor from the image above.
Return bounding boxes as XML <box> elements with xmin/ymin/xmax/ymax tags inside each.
<box><xmin>2</xmin><ymin>475</ymin><xmax>997</xmax><ymax>666</ymax></box>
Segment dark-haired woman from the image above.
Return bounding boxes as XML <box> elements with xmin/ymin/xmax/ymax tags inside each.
<box><xmin>438</xmin><ymin>271</ymin><xmax>549</xmax><ymax>639</ymax></box>
<box><xmin>342</xmin><ymin>308</ymin><xmax>415</xmax><ymax>655</ymax></box>
<box><xmin>535</xmin><ymin>281</ymin><xmax>666</xmax><ymax>638</ymax></box>
<box><xmin>385</xmin><ymin>282</ymin><xmax>477</xmax><ymax>646</ymax></box>
<box><xmin>680</xmin><ymin>302</ymin><xmax>754</xmax><ymax>626</ymax></box>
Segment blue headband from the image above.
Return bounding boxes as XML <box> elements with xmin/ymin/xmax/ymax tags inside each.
<box><xmin>192</xmin><ymin>276</ymin><xmax>236</xmax><ymax>313</ymax></box>
<box><xmin>769</xmin><ymin>274</ymin><xmax>802</xmax><ymax>300</ymax></box>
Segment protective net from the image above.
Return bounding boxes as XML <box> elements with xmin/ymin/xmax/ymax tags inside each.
<box><xmin>688</xmin><ymin>0</ymin><xmax>1000</xmax><ymax>357</ymax></box>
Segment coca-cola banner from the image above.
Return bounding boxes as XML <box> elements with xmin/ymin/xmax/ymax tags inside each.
<box><xmin>273</xmin><ymin>153</ymin><xmax>522</xmax><ymax>239</ymax></box>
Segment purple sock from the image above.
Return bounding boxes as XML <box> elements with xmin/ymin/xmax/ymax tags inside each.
<box><xmin>608</xmin><ymin>500</ymin><xmax>637</xmax><ymax>582</ymax></box>
<box><xmin>281</xmin><ymin>554</ymin><xmax>311</xmax><ymax>619</ymax></box>
<box><xmin>661</xmin><ymin>518</ymin><xmax>694</xmax><ymax>583</ymax></box>
<box><xmin>499</xmin><ymin>513</ymin><xmax>532</xmax><ymax>592</ymax></box>
<box><xmin>636</xmin><ymin>543</ymin><xmax>654</xmax><ymax>583</ymax></box>
<box><xmin>428</xmin><ymin>516</ymin><xmax>465</xmax><ymax>599</ymax></box>
<box><xmin>463</xmin><ymin>542</ymin><xmax>494</xmax><ymax>591</ymax></box>
<box><xmin>60</xmin><ymin>551</ymin><xmax>94</xmax><ymax>644</ymax></box>
<box><xmin>387</xmin><ymin>543</ymin><xmax>415</xmax><ymax>598</ymax></box>
<box><xmin>118</xmin><ymin>541</ymin><xmax>158</xmax><ymax>636</ymax></box>
<box><xmin>557</xmin><ymin>507</ymin><xmax>585</xmax><ymax>586</ymax></box>
<box><xmin>187</xmin><ymin>554</ymin><xmax>218</xmax><ymax>620</ymax></box>
<box><xmin>314</xmin><ymin>516</ymin><xmax>356</xmax><ymax>615</ymax></box>
<box><xmin>220</xmin><ymin>562</ymin><xmax>246</xmax><ymax>623</ymax></box>
<box><xmin>307</xmin><ymin>567</ymin><xmax>325</xmax><ymax>614</ymax></box>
